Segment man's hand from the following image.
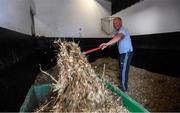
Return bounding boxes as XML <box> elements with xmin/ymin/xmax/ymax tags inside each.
<box><xmin>99</xmin><ymin>43</ymin><xmax>108</xmax><ymax>50</ymax></box>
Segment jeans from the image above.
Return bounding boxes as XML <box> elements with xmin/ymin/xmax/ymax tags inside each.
<box><xmin>119</xmin><ymin>51</ymin><xmax>133</xmax><ymax>92</ymax></box>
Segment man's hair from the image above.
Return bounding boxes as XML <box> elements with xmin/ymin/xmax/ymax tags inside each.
<box><xmin>113</xmin><ymin>17</ymin><xmax>122</xmax><ymax>22</ymax></box>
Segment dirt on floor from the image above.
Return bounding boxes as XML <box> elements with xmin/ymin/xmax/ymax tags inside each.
<box><xmin>90</xmin><ymin>57</ymin><xmax>180</xmax><ymax>112</ymax></box>
<box><xmin>35</xmin><ymin>57</ymin><xmax>180</xmax><ymax>112</ymax></box>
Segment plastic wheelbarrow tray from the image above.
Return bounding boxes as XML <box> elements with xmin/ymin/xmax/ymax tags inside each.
<box><xmin>20</xmin><ymin>83</ymin><xmax>149</xmax><ymax>113</ymax></box>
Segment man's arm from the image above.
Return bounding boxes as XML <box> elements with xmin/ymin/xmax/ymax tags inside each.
<box><xmin>99</xmin><ymin>33</ymin><xmax>124</xmax><ymax>50</ymax></box>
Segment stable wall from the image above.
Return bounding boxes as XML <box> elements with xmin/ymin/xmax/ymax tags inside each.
<box><xmin>34</xmin><ymin>0</ymin><xmax>111</xmax><ymax>37</ymax></box>
<box><xmin>111</xmin><ymin>0</ymin><xmax>180</xmax><ymax>76</ymax></box>
<box><xmin>113</xmin><ymin>0</ymin><xmax>180</xmax><ymax>35</ymax></box>
<box><xmin>0</xmin><ymin>0</ymin><xmax>35</xmax><ymax>35</ymax></box>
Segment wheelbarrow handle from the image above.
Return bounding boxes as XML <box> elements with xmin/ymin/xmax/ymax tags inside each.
<box><xmin>82</xmin><ymin>47</ymin><xmax>102</xmax><ymax>55</ymax></box>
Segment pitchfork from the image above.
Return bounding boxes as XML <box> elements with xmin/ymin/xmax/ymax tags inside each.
<box><xmin>82</xmin><ymin>46</ymin><xmax>102</xmax><ymax>55</ymax></box>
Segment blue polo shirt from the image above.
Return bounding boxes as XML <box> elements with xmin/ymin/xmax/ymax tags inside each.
<box><xmin>117</xmin><ymin>26</ymin><xmax>133</xmax><ymax>54</ymax></box>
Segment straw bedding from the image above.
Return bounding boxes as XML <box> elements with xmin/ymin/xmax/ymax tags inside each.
<box><xmin>34</xmin><ymin>40</ymin><xmax>129</xmax><ymax>112</ymax></box>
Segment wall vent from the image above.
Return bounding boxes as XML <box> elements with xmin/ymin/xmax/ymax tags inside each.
<box><xmin>101</xmin><ymin>17</ymin><xmax>115</xmax><ymax>35</ymax></box>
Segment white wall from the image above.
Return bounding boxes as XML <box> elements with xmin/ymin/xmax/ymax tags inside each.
<box><xmin>0</xmin><ymin>0</ymin><xmax>35</xmax><ymax>35</ymax></box>
<box><xmin>113</xmin><ymin>0</ymin><xmax>180</xmax><ymax>35</ymax></box>
<box><xmin>34</xmin><ymin>0</ymin><xmax>111</xmax><ymax>37</ymax></box>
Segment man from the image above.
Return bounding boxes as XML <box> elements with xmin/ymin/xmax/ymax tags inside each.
<box><xmin>99</xmin><ymin>17</ymin><xmax>133</xmax><ymax>92</ymax></box>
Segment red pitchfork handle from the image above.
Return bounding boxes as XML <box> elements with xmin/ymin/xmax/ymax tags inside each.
<box><xmin>82</xmin><ymin>47</ymin><xmax>102</xmax><ymax>55</ymax></box>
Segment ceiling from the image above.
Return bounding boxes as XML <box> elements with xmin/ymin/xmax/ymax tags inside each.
<box><xmin>111</xmin><ymin>0</ymin><xmax>144</xmax><ymax>14</ymax></box>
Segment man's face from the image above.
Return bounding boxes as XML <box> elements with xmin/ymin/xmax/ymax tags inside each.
<box><xmin>113</xmin><ymin>19</ymin><xmax>122</xmax><ymax>31</ymax></box>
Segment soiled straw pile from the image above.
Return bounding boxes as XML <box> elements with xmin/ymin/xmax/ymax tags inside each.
<box><xmin>35</xmin><ymin>40</ymin><xmax>129</xmax><ymax>112</ymax></box>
